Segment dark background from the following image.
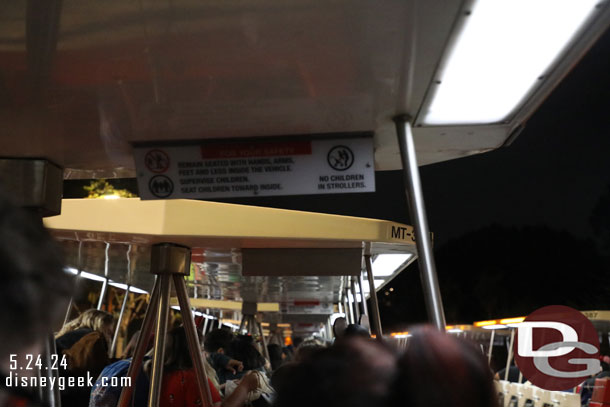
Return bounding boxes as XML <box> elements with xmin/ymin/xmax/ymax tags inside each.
<box><xmin>65</xmin><ymin>27</ymin><xmax>610</xmax><ymax>332</ymax></box>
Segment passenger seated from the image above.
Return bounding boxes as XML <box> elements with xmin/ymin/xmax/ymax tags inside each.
<box><xmin>388</xmin><ymin>325</ymin><xmax>498</xmax><ymax>407</ymax></box>
<box><xmin>56</xmin><ymin>309</ymin><xmax>116</xmax><ymax>406</ymax></box>
<box><xmin>91</xmin><ymin>326</ymin><xmax>259</xmax><ymax>407</ymax></box>
<box><xmin>204</xmin><ymin>329</ymin><xmax>244</xmax><ymax>385</ymax></box>
<box><xmin>0</xmin><ymin>192</ymin><xmax>72</xmax><ymax>407</ymax></box>
<box><xmin>273</xmin><ymin>336</ymin><xmax>395</xmax><ymax>407</ymax></box>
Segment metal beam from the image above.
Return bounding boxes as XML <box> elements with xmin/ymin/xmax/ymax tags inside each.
<box><xmin>394</xmin><ymin>115</ymin><xmax>446</xmax><ymax>329</ymax></box>
<box><xmin>364</xmin><ymin>255</ymin><xmax>383</xmax><ymax>338</ymax></box>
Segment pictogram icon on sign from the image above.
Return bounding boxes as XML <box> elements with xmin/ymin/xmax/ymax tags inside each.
<box><xmin>145</xmin><ymin>149</ymin><xmax>170</xmax><ymax>173</ymax></box>
<box><xmin>149</xmin><ymin>175</ymin><xmax>174</xmax><ymax>198</ymax></box>
<box><xmin>514</xmin><ymin>305</ymin><xmax>600</xmax><ymax>390</ymax></box>
<box><xmin>327</xmin><ymin>145</ymin><xmax>354</xmax><ymax>171</ymax></box>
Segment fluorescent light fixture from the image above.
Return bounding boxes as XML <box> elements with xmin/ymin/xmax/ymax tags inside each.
<box><xmin>65</xmin><ymin>267</ymin><xmax>79</xmax><ymax>275</ymax></box>
<box><xmin>108</xmin><ymin>282</ymin><xmax>149</xmax><ymax>295</ymax></box>
<box><xmin>447</xmin><ymin>328</ymin><xmax>464</xmax><ymax>333</ymax></box>
<box><xmin>171</xmin><ymin>306</ymin><xmax>214</xmax><ymax>320</ymax></box>
<box><xmin>393</xmin><ymin>334</ymin><xmax>411</xmax><ymax>339</ymax></box>
<box><xmin>423</xmin><ymin>0</ymin><xmax>599</xmax><ymax>125</ymax></box>
<box><xmin>80</xmin><ymin>271</ymin><xmax>107</xmax><ymax>282</ymax></box>
<box><xmin>481</xmin><ymin>324</ymin><xmax>508</xmax><ymax>330</ymax></box>
<box><xmin>372</xmin><ymin>254</ymin><xmax>411</xmax><ymax>277</ymax></box>
<box><xmin>193</xmin><ymin>310</ymin><xmax>214</xmax><ymax>320</ymax></box>
<box><xmin>102</xmin><ymin>194</ymin><xmax>120</xmax><ymax>200</ymax></box>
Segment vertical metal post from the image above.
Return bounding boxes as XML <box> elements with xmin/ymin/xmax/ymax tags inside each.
<box><xmin>64</xmin><ymin>242</ymin><xmax>83</xmax><ymax>325</ymax></box>
<box><xmin>118</xmin><ymin>277</ymin><xmax>160</xmax><ymax>407</ymax></box>
<box><xmin>487</xmin><ymin>329</ymin><xmax>496</xmax><ymax>363</ymax></box>
<box><xmin>394</xmin><ymin>116</ymin><xmax>446</xmax><ymax>329</ymax></box>
<box><xmin>258</xmin><ymin>321</ymin><xmax>271</xmax><ymax>365</ymax></box>
<box><xmin>341</xmin><ymin>296</ymin><xmax>349</xmax><ymax>322</ymax></box>
<box><xmin>239</xmin><ymin>315</ymin><xmax>246</xmax><ymax>333</ymax></box>
<box><xmin>338</xmin><ymin>301</ymin><xmax>343</xmax><ymax>315</ymax></box>
<box><xmin>350</xmin><ymin>277</ymin><xmax>360</xmax><ymax>324</ymax></box>
<box><xmin>203</xmin><ymin>316</ymin><xmax>210</xmax><ymax>335</ymax></box>
<box><xmin>148</xmin><ymin>274</ymin><xmax>171</xmax><ymax>407</ymax></box>
<box><xmin>110</xmin><ymin>285</ymin><xmax>130</xmax><ymax>358</ymax></box>
<box><xmin>364</xmin><ymin>255</ymin><xmax>383</xmax><ymax>338</ymax></box>
<box><xmin>504</xmin><ymin>329</ymin><xmax>516</xmax><ymax>381</ymax></box>
<box><xmin>97</xmin><ymin>242</ymin><xmax>111</xmax><ymax>310</ymax></box>
<box><xmin>344</xmin><ymin>288</ymin><xmax>353</xmax><ymax>324</ymax></box>
<box><xmin>174</xmin><ymin>274</ymin><xmax>214</xmax><ymax>407</ymax></box>
<box><xmin>41</xmin><ymin>333</ymin><xmax>61</xmax><ymax>407</ymax></box>
<box><xmin>358</xmin><ymin>272</ymin><xmax>369</xmax><ymax>317</ymax></box>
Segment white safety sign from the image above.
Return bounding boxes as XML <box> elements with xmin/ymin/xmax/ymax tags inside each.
<box><xmin>134</xmin><ymin>137</ymin><xmax>375</xmax><ymax>200</ymax></box>
<box><xmin>280</xmin><ymin>300</ymin><xmax>334</xmax><ymax>315</ymax></box>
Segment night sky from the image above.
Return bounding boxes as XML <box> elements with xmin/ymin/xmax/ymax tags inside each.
<box><xmin>65</xmin><ymin>26</ymin><xmax>610</xmax><ymax>330</ymax></box>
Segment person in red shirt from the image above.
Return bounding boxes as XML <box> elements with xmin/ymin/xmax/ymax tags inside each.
<box><xmin>158</xmin><ymin>327</ymin><xmax>259</xmax><ymax>407</ymax></box>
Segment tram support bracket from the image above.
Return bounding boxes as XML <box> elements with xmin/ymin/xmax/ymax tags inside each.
<box><xmin>393</xmin><ymin>115</ymin><xmax>447</xmax><ymax>330</ymax></box>
<box><xmin>118</xmin><ymin>243</ymin><xmax>214</xmax><ymax>407</ymax></box>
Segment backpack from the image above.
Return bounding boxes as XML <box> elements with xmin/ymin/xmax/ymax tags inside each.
<box><xmin>89</xmin><ymin>358</ymin><xmax>150</xmax><ymax>407</ymax></box>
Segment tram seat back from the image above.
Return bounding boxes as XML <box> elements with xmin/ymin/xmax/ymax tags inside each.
<box><xmin>507</xmin><ymin>383</ymin><xmax>522</xmax><ymax>407</ymax></box>
<box><xmin>559</xmin><ymin>392</ymin><xmax>580</xmax><ymax>407</ymax></box>
<box><xmin>496</xmin><ymin>380</ymin><xmax>508</xmax><ymax>407</ymax></box>
<box><xmin>590</xmin><ymin>378</ymin><xmax>610</xmax><ymax>407</ymax></box>
<box><xmin>535</xmin><ymin>387</ymin><xmax>555</xmax><ymax>407</ymax></box>
<box><xmin>518</xmin><ymin>384</ymin><xmax>535</xmax><ymax>407</ymax></box>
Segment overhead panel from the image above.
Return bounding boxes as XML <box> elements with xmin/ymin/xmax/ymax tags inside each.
<box><xmin>46</xmin><ymin>198</ymin><xmax>417</xmax><ymax>320</ymax></box>
<box><xmin>0</xmin><ymin>0</ymin><xmax>549</xmax><ymax>177</ymax></box>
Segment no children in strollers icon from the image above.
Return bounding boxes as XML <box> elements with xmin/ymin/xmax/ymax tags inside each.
<box><xmin>149</xmin><ymin>175</ymin><xmax>174</xmax><ymax>198</ymax></box>
<box><xmin>327</xmin><ymin>145</ymin><xmax>354</xmax><ymax>171</ymax></box>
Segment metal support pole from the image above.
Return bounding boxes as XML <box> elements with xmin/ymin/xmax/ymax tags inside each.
<box><xmin>149</xmin><ymin>274</ymin><xmax>171</xmax><ymax>407</ymax></box>
<box><xmin>350</xmin><ymin>277</ymin><xmax>360</xmax><ymax>324</ymax></box>
<box><xmin>41</xmin><ymin>333</ymin><xmax>61</xmax><ymax>407</ymax></box>
<box><xmin>110</xmin><ymin>285</ymin><xmax>130</xmax><ymax>358</ymax></box>
<box><xmin>258</xmin><ymin>321</ymin><xmax>271</xmax><ymax>366</ymax></box>
<box><xmin>344</xmin><ymin>288</ymin><xmax>353</xmax><ymax>324</ymax></box>
<box><xmin>358</xmin><ymin>272</ymin><xmax>369</xmax><ymax>318</ymax></box>
<box><xmin>118</xmin><ymin>277</ymin><xmax>160</xmax><ymax>407</ymax></box>
<box><xmin>97</xmin><ymin>278</ymin><xmax>108</xmax><ymax>310</ymax></box>
<box><xmin>64</xmin><ymin>242</ymin><xmax>83</xmax><ymax>325</ymax></box>
<box><xmin>341</xmin><ymin>296</ymin><xmax>349</xmax><ymax>322</ymax></box>
<box><xmin>97</xmin><ymin>242</ymin><xmax>111</xmax><ymax>310</ymax></box>
<box><xmin>174</xmin><ymin>274</ymin><xmax>214</xmax><ymax>407</ymax></box>
<box><xmin>203</xmin><ymin>316</ymin><xmax>210</xmax><ymax>335</ymax></box>
<box><xmin>487</xmin><ymin>329</ymin><xmax>496</xmax><ymax>363</ymax></box>
<box><xmin>504</xmin><ymin>329</ymin><xmax>516</xmax><ymax>381</ymax></box>
<box><xmin>364</xmin><ymin>255</ymin><xmax>383</xmax><ymax>338</ymax></box>
<box><xmin>394</xmin><ymin>116</ymin><xmax>446</xmax><ymax>329</ymax></box>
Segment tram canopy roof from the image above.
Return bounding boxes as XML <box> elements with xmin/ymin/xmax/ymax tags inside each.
<box><xmin>1</xmin><ymin>1</ymin><xmax>608</xmax><ymax>178</ymax></box>
<box><xmin>44</xmin><ymin>198</ymin><xmax>417</xmax><ymax>320</ymax></box>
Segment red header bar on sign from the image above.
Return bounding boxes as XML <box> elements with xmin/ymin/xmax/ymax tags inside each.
<box><xmin>201</xmin><ymin>141</ymin><xmax>312</xmax><ymax>159</ymax></box>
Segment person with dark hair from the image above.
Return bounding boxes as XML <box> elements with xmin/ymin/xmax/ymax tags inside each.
<box><xmin>0</xmin><ymin>191</ymin><xmax>73</xmax><ymax>406</ymax></box>
<box><xmin>293</xmin><ymin>338</ymin><xmax>325</xmax><ymax>363</ymax></box>
<box><xmin>228</xmin><ymin>335</ymin><xmax>266</xmax><ymax>373</ymax></box>
<box><xmin>91</xmin><ymin>326</ymin><xmax>259</xmax><ymax>407</ymax></box>
<box><xmin>342</xmin><ymin>324</ymin><xmax>370</xmax><ymax>339</ymax></box>
<box><xmin>267</xmin><ymin>344</ymin><xmax>283</xmax><ymax>371</ymax></box>
<box><xmin>388</xmin><ymin>326</ymin><xmax>498</xmax><ymax>407</ymax></box>
<box><xmin>204</xmin><ymin>329</ymin><xmax>244</xmax><ymax>385</ymax></box>
<box><xmin>273</xmin><ymin>337</ymin><xmax>395</xmax><ymax>407</ymax></box>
